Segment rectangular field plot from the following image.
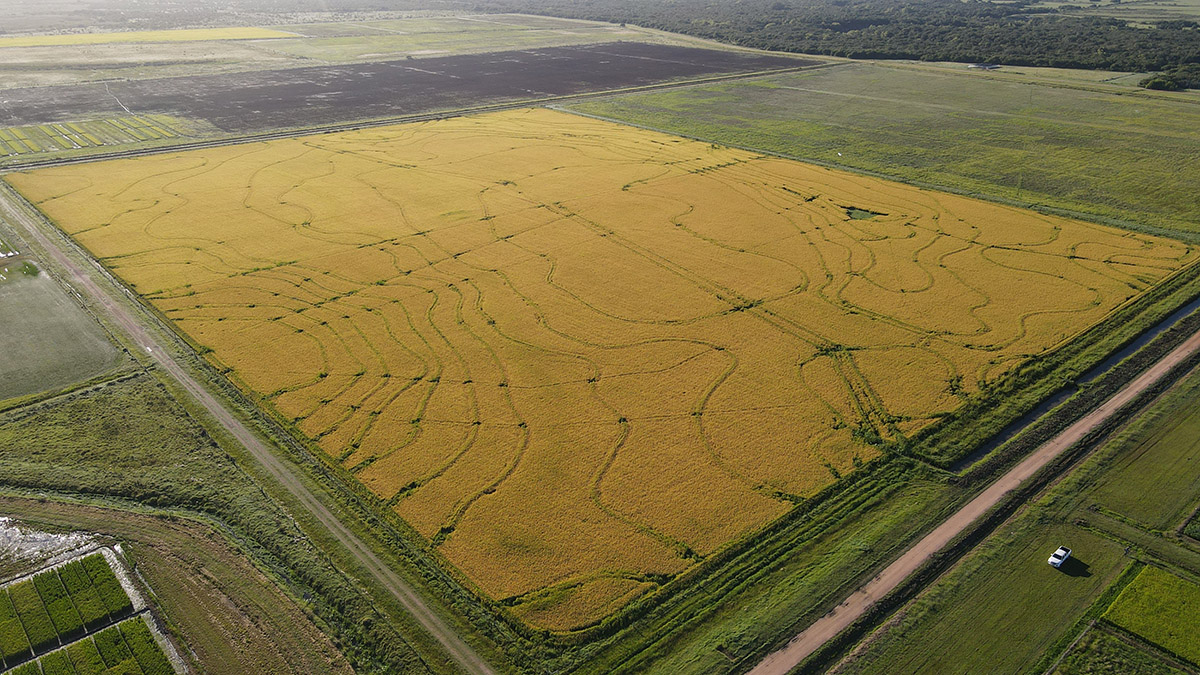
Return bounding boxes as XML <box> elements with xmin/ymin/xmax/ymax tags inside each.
<box><xmin>0</xmin><ymin>43</ymin><xmax>808</xmax><ymax>134</ymax></box>
<box><xmin>0</xmin><ymin>27</ymin><xmax>295</xmax><ymax>49</ymax></box>
<box><xmin>0</xmin><ymin>552</ymin><xmax>136</xmax><ymax>669</ymax></box>
<box><xmin>9</xmin><ymin>108</ymin><xmax>1195</xmax><ymax>631</ymax></box>
<box><xmin>1104</xmin><ymin>566</ymin><xmax>1200</xmax><ymax>665</ymax></box>
<box><xmin>9</xmin><ymin>616</ymin><xmax>175</xmax><ymax>675</ymax></box>
<box><xmin>0</xmin><ymin>117</ymin><xmax>185</xmax><ymax>158</ymax></box>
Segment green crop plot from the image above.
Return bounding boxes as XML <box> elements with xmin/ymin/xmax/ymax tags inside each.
<box><xmin>39</xmin><ymin>648</ymin><xmax>76</xmax><ymax>675</ymax></box>
<box><xmin>120</xmin><ymin>618</ymin><xmax>173</xmax><ymax>675</ymax></box>
<box><xmin>1104</xmin><ymin>566</ymin><xmax>1200</xmax><ymax>665</ymax></box>
<box><xmin>66</xmin><ymin>636</ymin><xmax>109</xmax><ymax>674</ymax></box>
<box><xmin>9</xmin><ymin>578</ymin><xmax>58</xmax><ymax>654</ymax></box>
<box><xmin>0</xmin><ymin>116</ymin><xmax>185</xmax><ymax>158</ymax></box>
<box><xmin>1089</xmin><ymin>398</ymin><xmax>1200</xmax><ymax>531</ymax></box>
<box><xmin>10</xmin><ymin>617</ymin><xmax>175</xmax><ymax>675</ymax></box>
<box><xmin>34</xmin><ymin>570</ymin><xmax>84</xmax><ymax>640</ymax></box>
<box><xmin>93</xmin><ymin>620</ymin><xmax>136</xmax><ymax>668</ymax></box>
<box><xmin>81</xmin><ymin>557</ymin><xmax>132</xmax><ymax>621</ymax></box>
<box><xmin>57</xmin><ymin>562</ymin><xmax>111</xmax><ymax>632</ymax></box>
<box><xmin>0</xmin><ymin>243</ymin><xmax>122</xmax><ymax>402</ymax></box>
<box><xmin>1053</xmin><ymin>627</ymin><xmax>1190</xmax><ymax>675</ymax></box>
<box><xmin>0</xmin><ymin>590</ymin><xmax>32</xmax><ymax>665</ymax></box>
<box><xmin>567</xmin><ymin>61</ymin><xmax>1200</xmax><ymax>236</ymax></box>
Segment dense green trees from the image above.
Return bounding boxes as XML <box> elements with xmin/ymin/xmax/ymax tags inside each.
<box><xmin>461</xmin><ymin>0</ymin><xmax>1200</xmax><ymax>73</ymax></box>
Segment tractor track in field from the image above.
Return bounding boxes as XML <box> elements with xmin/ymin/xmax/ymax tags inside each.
<box><xmin>0</xmin><ymin>186</ymin><xmax>497</xmax><ymax>675</ymax></box>
<box><xmin>747</xmin><ymin>321</ymin><xmax>1200</xmax><ymax>675</ymax></box>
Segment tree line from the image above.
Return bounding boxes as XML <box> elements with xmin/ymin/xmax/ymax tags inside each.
<box><xmin>455</xmin><ymin>0</ymin><xmax>1199</xmax><ymax>79</ymax></box>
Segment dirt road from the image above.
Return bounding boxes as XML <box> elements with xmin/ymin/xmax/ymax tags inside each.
<box><xmin>748</xmin><ymin>326</ymin><xmax>1200</xmax><ymax>675</ymax></box>
<box><xmin>0</xmin><ymin>187</ymin><xmax>496</xmax><ymax>675</ymax></box>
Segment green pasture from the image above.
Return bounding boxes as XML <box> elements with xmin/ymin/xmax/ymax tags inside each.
<box><xmin>835</xmin><ymin>363</ymin><xmax>1200</xmax><ymax>674</ymax></box>
<box><xmin>1053</xmin><ymin>627</ymin><xmax>1190</xmax><ymax>675</ymax></box>
<box><xmin>567</xmin><ymin>62</ymin><xmax>1200</xmax><ymax>236</ymax></box>
<box><xmin>1089</xmin><ymin>391</ymin><xmax>1200</xmax><ymax>531</ymax></box>
<box><xmin>0</xmin><ymin>257</ymin><xmax>121</xmax><ymax>402</ymax></box>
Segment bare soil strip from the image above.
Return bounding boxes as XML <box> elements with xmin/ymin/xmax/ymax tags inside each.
<box><xmin>748</xmin><ymin>325</ymin><xmax>1200</xmax><ymax>675</ymax></box>
<box><xmin>0</xmin><ymin>188</ymin><xmax>496</xmax><ymax>675</ymax></box>
<box><xmin>0</xmin><ymin>43</ymin><xmax>811</xmax><ymax>134</ymax></box>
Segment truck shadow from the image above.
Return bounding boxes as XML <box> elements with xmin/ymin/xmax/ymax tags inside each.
<box><xmin>1058</xmin><ymin>556</ymin><xmax>1091</xmax><ymax>577</ymax></box>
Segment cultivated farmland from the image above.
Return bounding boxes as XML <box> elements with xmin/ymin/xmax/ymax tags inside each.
<box><xmin>0</xmin><ymin>27</ymin><xmax>296</xmax><ymax>49</ymax></box>
<box><xmin>0</xmin><ymin>43</ymin><xmax>806</xmax><ymax>135</ymax></box>
<box><xmin>1103</xmin><ymin>566</ymin><xmax>1200</xmax><ymax>665</ymax></box>
<box><xmin>0</xmin><ymin>254</ymin><xmax>122</xmax><ymax>403</ymax></box>
<box><xmin>9</xmin><ymin>108</ymin><xmax>1196</xmax><ymax>630</ymax></box>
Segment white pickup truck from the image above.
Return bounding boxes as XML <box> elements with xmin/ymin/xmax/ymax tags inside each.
<box><xmin>1048</xmin><ymin>546</ymin><xmax>1072</xmax><ymax>568</ymax></box>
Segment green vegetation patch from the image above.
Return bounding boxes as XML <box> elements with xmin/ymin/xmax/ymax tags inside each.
<box><xmin>1089</xmin><ymin>396</ymin><xmax>1200</xmax><ymax>531</ymax></box>
<box><xmin>1053</xmin><ymin>627</ymin><xmax>1189</xmax><ymax>675</ymax></box>
<box><xmin>119</xmin><ymin>618</ymin><xmax>173</xmax><ymax>675</ymax></box>
<box><xmin>93</xmin><ymin>621</ymin><xmax>135</xmax><ymax>668</ymax></box>
<box><xmin>0</xmin><ymin>589</ymin><xmax>32</xmax><ymax>664</ymax></box>
<box><xmin>568</xmin><ymin>62</ymin><xmax>1200</xmax><ymax>236</ymax></box>
<box><xmin>65</xmin><ymin>635</ymin><xmax>109</xmax><ymax>675</ymax></box>
<box><xmin>40</xmin><ymin>648</ymin><xmax>77</xmax><ymax>675</ymax></box>
<box><xmin>80</xmin><ymin>557</ymin><xmax>131</xmax><ymax>621</ymax></box>
<box><xmin>34</xmin><ymin>570</ymin><xmax>84</xmax><ymax>640</ymax></box>
<box><xmin>0</xmin><ymin>258</ymin><xmax>122</xmax><ymax>402</ymax></box>
<box><xmin>9</xmin><ymin>578</ymin><xmax>58</xmax><ymax>653</ymax></box>
<box><xmin>57</xmin><ymin>561</ymin><xmax>110</xmax><ymax>632</ymax></box>
<box><xmin>1103</xmin><ymin>566</ymin><xmax>1200</xmax><ymax>665</ymax></box>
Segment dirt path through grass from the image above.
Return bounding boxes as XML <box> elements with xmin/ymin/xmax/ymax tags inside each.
<box><xmin>748</xmin><ymin>324</ymin><xmax>1200</xmax><ymax>675</ymax></box>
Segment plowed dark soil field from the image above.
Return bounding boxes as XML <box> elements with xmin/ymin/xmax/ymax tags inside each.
<box><xmin>0</xmin><ymin>43</ymin><xmax>810</xmax><ymax>133</ymax></box>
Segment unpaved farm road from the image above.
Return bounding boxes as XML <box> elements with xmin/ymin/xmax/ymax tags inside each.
<box><xmin>748</xmin><ymin>325</ymin><xmax>1200</xmax><ymax>675</ymax></box>
<box><xmin>0</xmin><ymin>187</ymin><xmax>496</xmax><ymax>675</ymax></box>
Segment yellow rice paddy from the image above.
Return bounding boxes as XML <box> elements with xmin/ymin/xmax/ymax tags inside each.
<box><xmin>9</xmin><ymin>108</ymin><xmax>1194</xmax><ymax>630</ymax></box>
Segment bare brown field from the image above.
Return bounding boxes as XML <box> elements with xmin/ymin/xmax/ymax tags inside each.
<box><xmin>8</xmin><ymin>108</ymin><xmax>1194</xmax><ymax>630</ymax></box>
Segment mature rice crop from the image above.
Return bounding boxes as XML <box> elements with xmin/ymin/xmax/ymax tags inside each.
<box><xmin>10</xmin><ymin>108</ymin><xmax>1195</xmax><ymax>630</ymax></box>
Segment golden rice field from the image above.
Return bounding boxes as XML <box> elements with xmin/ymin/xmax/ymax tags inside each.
<box><xmin>0</xmin><ymin>26</ymin><xmax>295</xmax><ymax>48</ymax></box>
<box><xmin>9</xmin><ymin>108</ymin><xmax>1195</xmax><ymax>630</ymax></box>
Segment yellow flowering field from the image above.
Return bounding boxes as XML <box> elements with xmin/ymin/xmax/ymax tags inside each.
<box><xmin>9</xmin><ymin>108</ymin><xmax>1194</xmax><ymax>631</ymax></box>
